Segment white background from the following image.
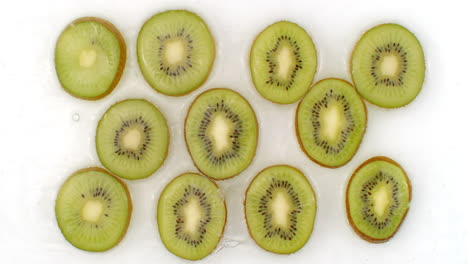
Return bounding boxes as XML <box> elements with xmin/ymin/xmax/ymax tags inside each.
<box><xmin>0</xmin><ymin>0</ymin><xmax>466</xmax><ymax>263</ymax></box>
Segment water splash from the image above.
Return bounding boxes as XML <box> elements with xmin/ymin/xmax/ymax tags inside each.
<box><xmin>213</xmin><ymin>237</ymin><xmax>242</xmax><ymax>254</ymax></box>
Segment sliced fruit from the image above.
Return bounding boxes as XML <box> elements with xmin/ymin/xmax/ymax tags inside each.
<box><xmin>351</xmin><ymin>23</ymin><xmax>425</xmax><ymax>108</ymax></box>
<box><xmin>55</xmin><ymin>17</ymin><xmax>126</xmax><ymax>100</ymax></box>
<box><xmin>296</xmin><ymin>78</ymin><xmax>367</xmax><ymax>168</ymax></box>
<box><xmin>185</xmin><ymin>88</ymin><xmax>258</xmax><ymax>180</ymax></box>
<box><xmin>346</xmin><ymin>156</ymin><xmax>412</xmax><ymax>243</ymax></box>
<box><xmin>245</xmin><ymin>165</ymin><xmax>316</xmax><ymax>254</ymax></box>
<box><xmin>137</xmin><ymin>10</ymin><xmax>215</xmax><ymax>96</ymax></box>
<box><xmin>55</xmin><ymin>167</ymin><xmax>132</xmax><ymax>251</ymax></box>
<box><xmin>157</xmin><ymin>173</ymin><xmax>226</xmax><ymax>260</ymax></box>
<box><xmin>250</xmin><ymin>21</ymin><xmax>317</xmax><ymax>104</ymax></box>
<box><xmin>96</xmin><ymin>99</ymin><xmax>169</xmax><ymax>180</ymax></box>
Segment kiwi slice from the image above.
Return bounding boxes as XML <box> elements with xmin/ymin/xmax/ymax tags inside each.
<box><xmin>55</xmin><ymin>17</ymin><xmax>126</xmax><ymax>100</ymax></box>
<box><xmin>250</xmin><ymin>21</ymin><xmax>317</xmax><ymax>104</ymax></box>
<box><xmin>296</xmin><ymin>78</ymin><xmax>367</xmax><ymax>168</ymax></box>
<box><xmin>96</xmin><ymin>99</ymin><xmax>169</xmax><ymax>180</ymax></box>
<box><xmin>55</xmin><ymin>167</ymin><xmax>132</xmax><ymax>251</ymax></box>
<box><xmin>185</xmin><ymin>88</ymin><xmax>258</xmax><ymax>180</ymax></box>
<box><xmin>157</xmin><ymin>173</ymin><xmax>226</xmax><ymax>260</ymax></box>
<box><xmin>346</xmin><ymin>156</ymin><xmax>412</xmax><ymax>243</ymax></box>
<box><xmin>245</xmin><ymin>165</ymin><xmax>316</xmax><ymax>254</ymax></box>
<box><xmin>351</xmin><ymin>23</ymin><xmax>425</xmax><ymax>108</ymax></box>
<box><xmin>137</xmin><ymin>10</ymin><xmax>215</xmax><ymax>96</ymax></box>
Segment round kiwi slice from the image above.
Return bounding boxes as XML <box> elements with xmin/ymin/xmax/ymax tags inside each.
<box><xmin>346</xmin><ymin>156</ymin><xmax>412</xmax><ymax>243</ymax></box>
<box><xmin>55</xmin><ymin>167</ymin><xmax>132</xmax><ymax>251</ymax></box>
<box><xmin>55</xmin><ymin>17</ymin><xmax>126</xmax><ymax>100</ymax></box>
<box><xmin>137</xmin><ymin>10</ymin><xmax>215</xmax><ymax>96</ymax></box>
<box><xmin>296</xmin><ymin>78</ymin><xmax>367</xmax><ymax>168</ymax></box>
<box><xmin>245</xmin><ymin>165</ymin><xmax>316</xmax><ymax>254</ymax></box>
<box><xmin>351</xmin><ymin>23</ymin><xmax>425</xmax><ymax>108</ymax></box>
<box><xmin>250</xmin><ymin>21</ymin><xmax>317</xmax><ymax>104</ymax></box>
<box><xmin>185</xmin><ymin>88</ymin><xmax>258</xmax><ymax>180</ymax></box>
<box><xmin>157</xmin><ymin>173</ymin><xmax>226</xmax><ymax>260</ymax></box>
<box><xmin>96</xmin><ymin>99</ymin><xmax>169</xmax><ymax>180</ymax></box>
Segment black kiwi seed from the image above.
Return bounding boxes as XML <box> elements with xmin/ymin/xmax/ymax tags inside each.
<box><xmin>245</xmin><ymin>165</ymin><xmax>316</xmax><ymax>254</ymax></box>
<box><xmin>55</xmin><ymin>168</ymin><xmax>132</xmax><ymax>251</ymax></box>
<box><xmin>157</xmin><ymin>173</ymin><xmax>226</xmax><ymax>260</ymax></box>
<box><xmin>310</xmin><ymin>89</ymin><xmax>355</xmax><ymax>154</ymax></box>
<box><xmin>97</xmin><ymin>99</ymin><xmax>169</xmax><ymax>180</ymax></box>
<box><xmin>360</xmin><ymin>171</ymin><xmax>400</xmax><ymax>229</ymax></box>
<box><xmin>55</xmin><ymin>17</ymin><xmax>126</xmax><ymax>100</ymax></box>
<box><xmin>346</xmin><ymin>156</ymin><xmax>412</xmax><ymax>243</ymax></box>
<box><xmin>370</xmin><ymin>42</ymin><xmax>408</xmax><ymax>86</ymax></box>
<box><xmin>113</xmin><ymin>115</ymin><xmax>152</xmax><ymax>160</ymax></box>
<box><xmin>197</xmin><ymin>100</ymin><xmax>243</xmax><ymax>164</ymax></box>
<box><xmin>258</xmin><ymin>178</ymin><xmax>302</xmax><ymax>240</ymax></box>
<box><xmin>172</xmin><ymin>185</ymin><xmax>212</xmax><ymax>247</ymax></box>
<box><xmin>250</xmin><ymin>21</ymin><xmax>317</xmax><ymax>104</ymax></box>
<box><xmin>296</xmin><ymin>79</ymin><xmax>367</xmax><ymax>168</ymax></box>
<box><xmin>265</xmin><ymin>35</ymin><xmax>302</xmax><ymax>90</ymax></box>
<box><xmin>157</xmin><ymin>28</ymin><xmax>194</xmax><ymax>77</ymax></box>
<box><xmin>185</xmin><ymin>88</ymin><xmax>258</xmax><ymax>180</ymax></box>
<box><xmin>351</xmin><ymin>24</ymin><xmax>425</xmax><ymax>108</ymax></box>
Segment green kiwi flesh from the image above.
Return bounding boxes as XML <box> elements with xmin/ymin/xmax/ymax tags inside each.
<box><xmin>245</xmin><ymin>165</ymin><xmax>316</xmax><ymax>254</ymax></box>
<box><xmin>157</xmin><ymin>173</ymin><xmax>226</xmax><ymax>260</ymax></box>
<box><xmin>55</xmin><ymin>168</ymin><xmax>132</xmax><ymax>251</ymax></box>
<box><xmin>250</xmin><ymin>21</ymin><xmax>317</xmax><ymax>104</ymax></box>
<box><xmin>55</xmin><ymin>17</ymin><xmax>126</xmax><ymax>100</ymax></box>
<box><xmin>296</xmin><ymin>78</ymin><xmax>367</xmax><ymax>168</ymax></box>
<box><xmin>351</xmin><ymin>23</ymin><xmax>425</xmax><ymax>108</ymax></box>
<box><xmin>346</xmin><ymin>156</ymin><xmax>412</xmax><ymax>243</ymax></box>
<box><xmin>185</xmin><ymin>88</ymin><xmax>258</xmax><ymax>180</ymax></box>
<box><xmin>96</xmin><ymin>99</ymin><xmax>169</xmax><ymax>180</ymax></box>
<box><xmin>137</xmin><ymin>10</ymin><xmax>215</xmax><ymax>96</ymax></box>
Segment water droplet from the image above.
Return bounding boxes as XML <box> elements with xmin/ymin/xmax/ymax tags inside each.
<box><xmin>72</xmin><ymin>113</ymin><xmax>80</xmax><ymax>121</ymax></box>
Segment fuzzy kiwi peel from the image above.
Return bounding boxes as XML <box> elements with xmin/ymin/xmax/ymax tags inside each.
<box><xmin>55</xmin><ymin>167</ymin><xmax>132</xmax><ymax>252</ymax></box>
<box><xmin>55</xmin><ymin>17</ymin><xmax>126</xmax><ymax>100</ymax></box>
<box><xmin>346</xmin><ymin>156</ymin><xmax>412</xmax><ymax>243</ymax></box>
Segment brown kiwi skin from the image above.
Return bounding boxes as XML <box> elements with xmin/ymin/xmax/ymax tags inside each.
<box><xmin>349</xmin><ymin>23</ymin><xmax>426</xmax><ymax>109</ymax></box>
<box><xmin>295</xmin><ymin>78</ymin><xmax>368</xmax><ymax>169</ymax></box>
<box><xmin>243</xmin><ymin>165</ymin><xmax>316</xmax><ymax>254</ymax></box>
<box><xmin>137</xmin><ymin>10</ymin><xmax>216</xmax><ymax>97</ymax></box>
<box><xmin>184</xmin><ymin>88</ymin><xmax>259</xmax><ymax>181</ymax></box>
<box><xmin>55</xmin><ymin>17</ymin><xmax>127</xmax><ymax>101</ymax></box>
<box><xmin>55</xmin><ymin>167</ymin><xmax>133</xmax><ymax>252</ymax></box>
<box><xmin>345</xmin><ymin>156</ymin><xmax>412</xmax><ymax>243</ymax></box>
<box><xmin>95</xmin><ymin>98</ymin><xmax>170</xmax><ymax>180</ymax></box>
<box><xmin>248</xmin><ymin>21</ymin><xmax>318</xmax><ymax>105</ymax></box>
<box><xmin>156</xmin><ymin>172</ymin><xmax>227</xmax><ymax>260</ymax></box>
